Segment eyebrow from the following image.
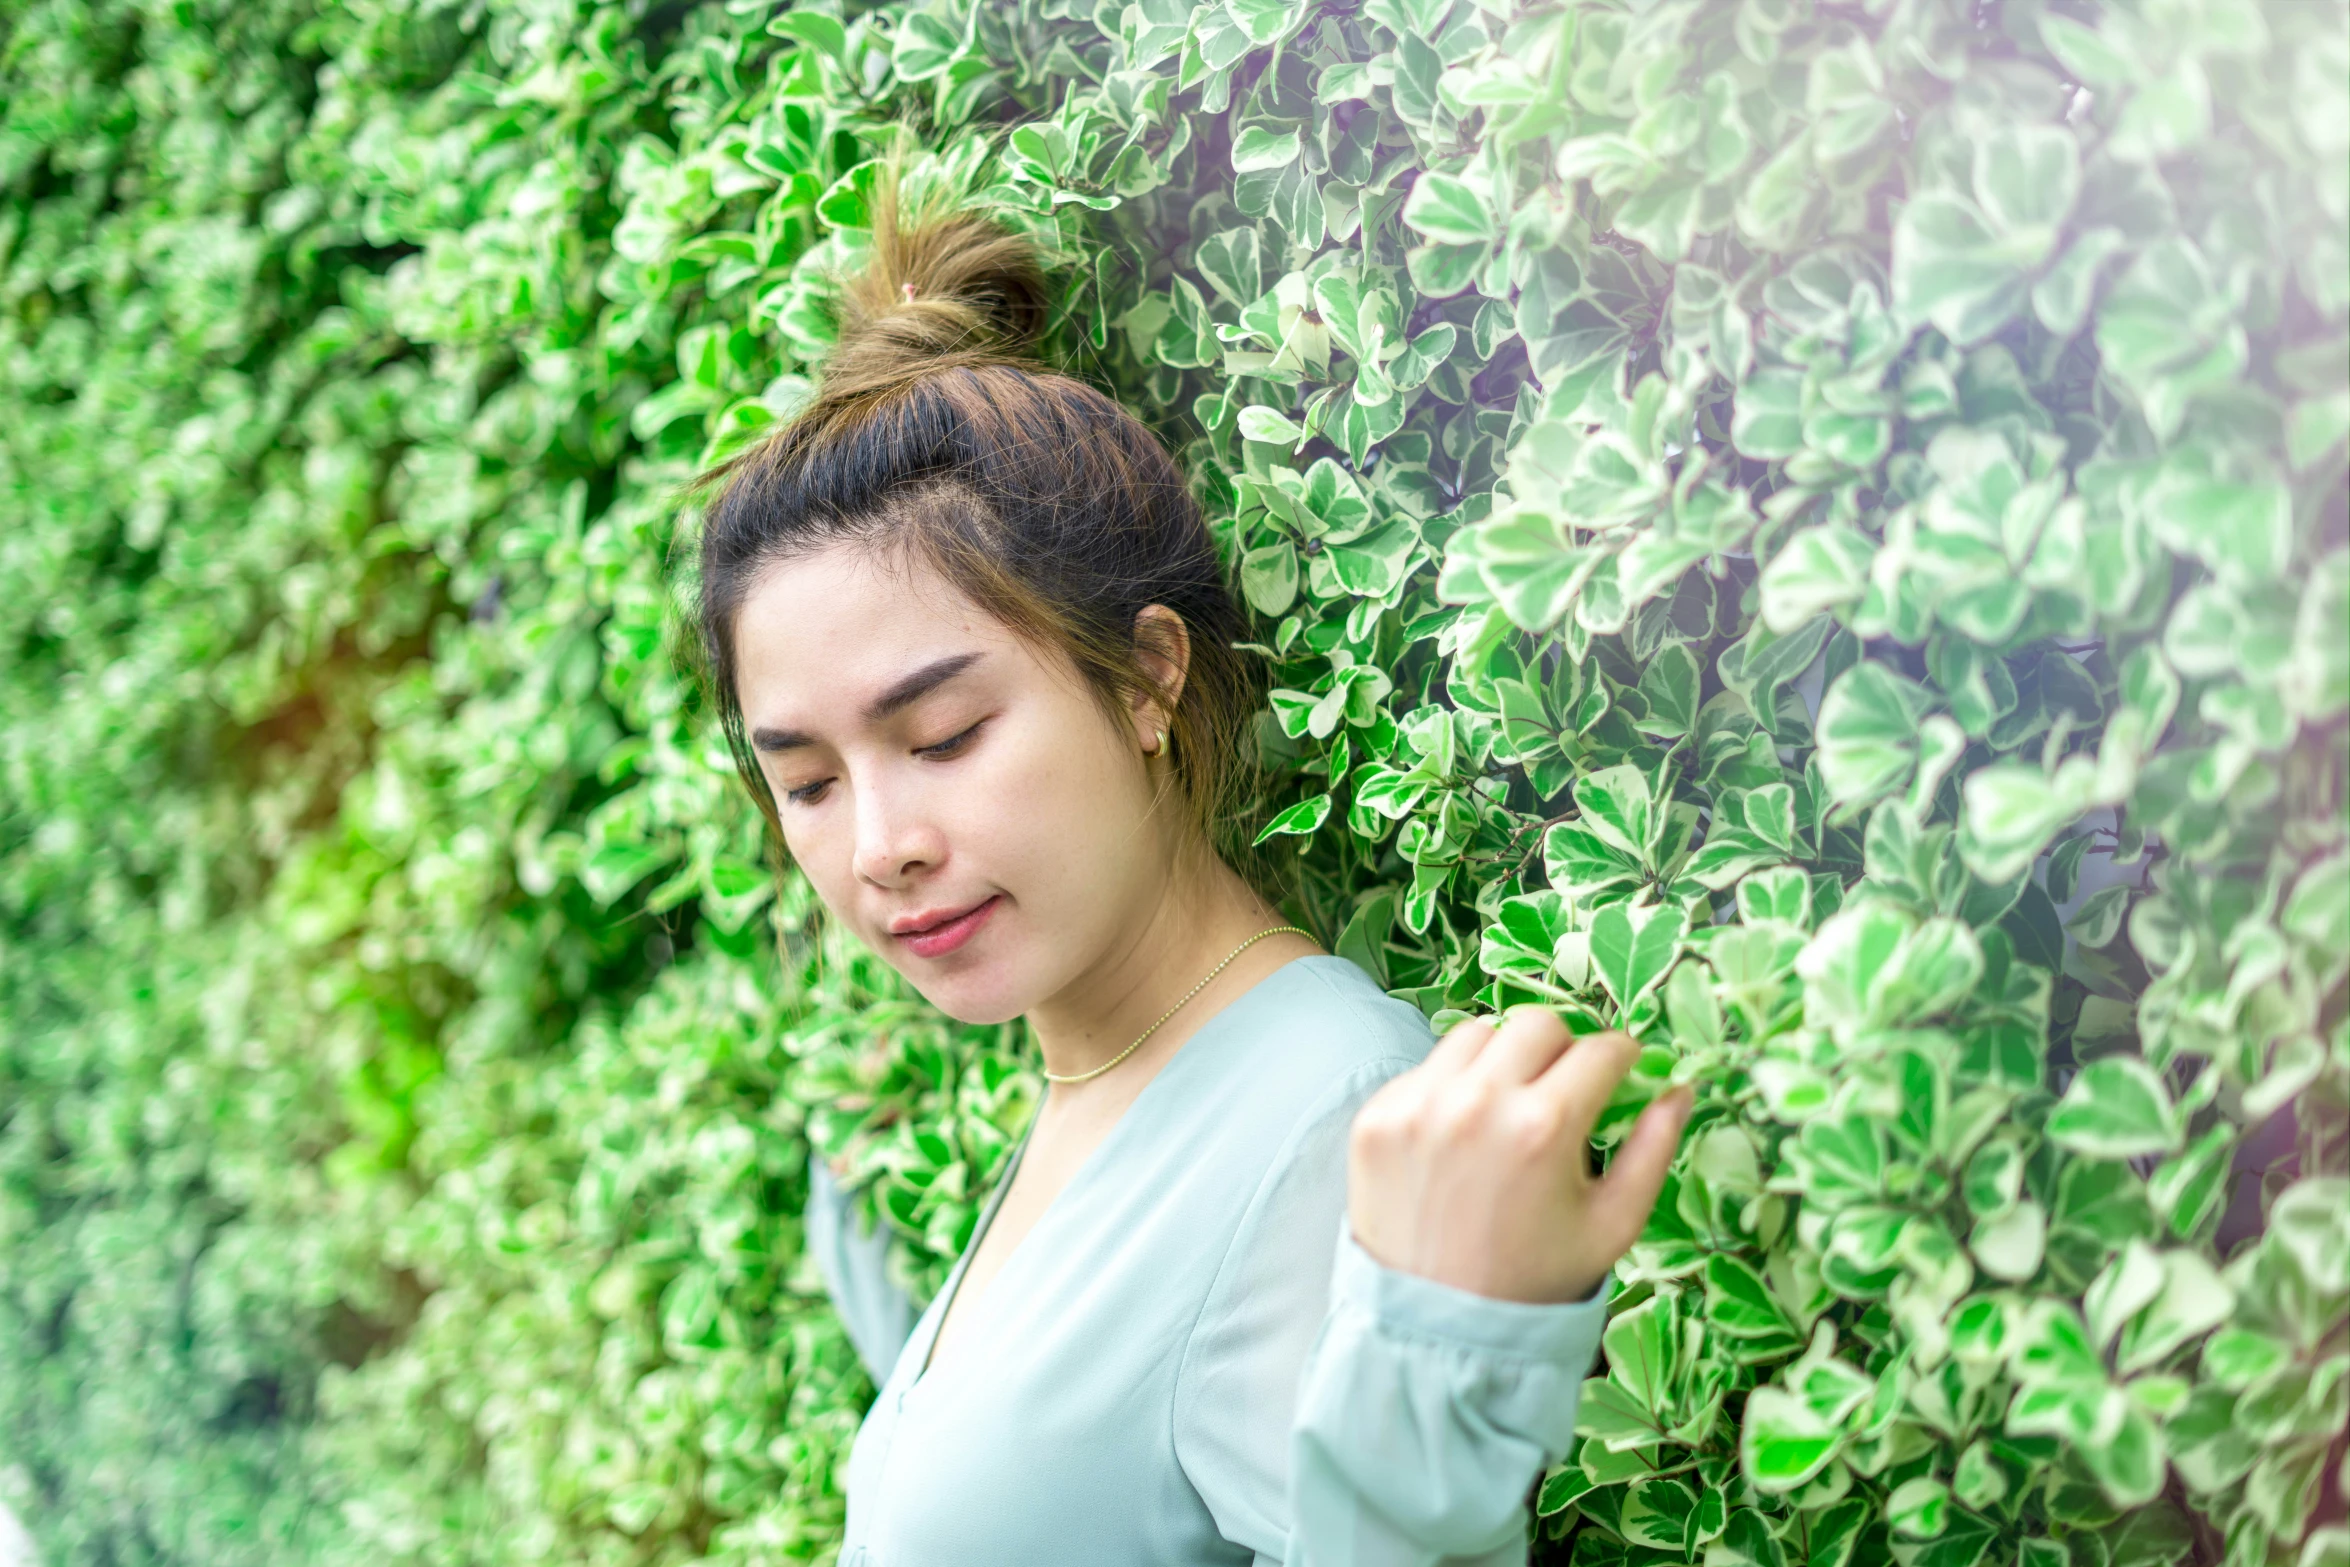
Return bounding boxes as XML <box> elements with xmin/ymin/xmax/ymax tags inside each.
<box><xmin>749</xmin><ymin>651</ymin><xmax>987</xmax><ymax>753</ymax></box>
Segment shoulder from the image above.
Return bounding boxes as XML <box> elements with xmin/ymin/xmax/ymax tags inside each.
<box><xmin>1167</xmin><ymin>958</ymin><xmax>1440</xmax><ymax>1488</ymax></box>
<box><xmin>1176</xmin><ymin>954</ymin><xmax>1437</xmax><ymax>1152</ymax></box>
<box><xmin>1281</xmin><ymin>954</ymin><xmax>1440</xmax><ymax>1080</ymax></box>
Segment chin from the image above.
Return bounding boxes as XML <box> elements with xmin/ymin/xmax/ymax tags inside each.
<box><xmin>872</xmin><ymin>934</ymin><xmax>1033</xmax><ymax>1025</ymax></box>
<box><xmin>865</xmin><ymin>898</ymin><xmax>1038</xmax><ymax>1024</ymax></box>
<box><xmin>901</xmin><ymin>970</ymin><xmax>1030</xmax><ymax>1027</ymax></box>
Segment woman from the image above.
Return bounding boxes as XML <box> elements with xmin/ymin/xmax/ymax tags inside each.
<box><xmin>695</xmin><ymin>170</ymin><xmax>1694</xmax><ymax>1566</ymax></box>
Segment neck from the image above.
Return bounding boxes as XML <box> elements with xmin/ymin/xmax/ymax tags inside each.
<box><xmin>1025</xmin><ymin>846</ymin><xmax>1319</xmax><ymax>1090</ymax></box>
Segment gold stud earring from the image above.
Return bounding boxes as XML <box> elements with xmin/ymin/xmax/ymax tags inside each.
<box><xmin>1153</xmin><ymin>728</ymin><xmax>1168</xmax><ymax>756</ymax></box>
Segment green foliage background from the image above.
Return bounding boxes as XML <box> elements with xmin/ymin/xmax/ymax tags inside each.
<box><xmin>1</xmin><ymin>0</ymin><xmax>2343</xmax><ymax>1564</ymax></box>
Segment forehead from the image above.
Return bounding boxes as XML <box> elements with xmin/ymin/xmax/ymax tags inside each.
<box><xmin>731</xmin><ymin>541</ymin><xmax>1009</xmax><ymax>714</ymax></box>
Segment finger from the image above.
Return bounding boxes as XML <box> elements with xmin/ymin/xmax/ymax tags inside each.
<box><xmin>1419</xmin><ymin>1013</ymin><xmax>1497</xmax><ymax>1078</ymax></box>
<box><xmin>1526</xmin><ymin>1028</ymin><xmax>1641</xmax><ymax>1141</ymax></box>
<box><xmin>1591</xmin><ymin>1086</ymin><xmax>1695</xmax><ymax>1257</ymax></box>
<box><xmin>1470</xmin><ymin>1003</ymin><xmax>1577</xmax><ymax>1085</ymax></box>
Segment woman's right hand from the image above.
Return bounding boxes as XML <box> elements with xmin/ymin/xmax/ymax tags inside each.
<box><xmin>1345</xmin><ymin>1005</ymin><xmax>1693</xmax><ymax>1305</ymax></box>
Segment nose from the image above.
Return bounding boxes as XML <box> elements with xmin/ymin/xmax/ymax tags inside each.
<box><xmin>851</xmin><ymin>764</ymin><xmax>946</xmax><ymax>889</ymax></box>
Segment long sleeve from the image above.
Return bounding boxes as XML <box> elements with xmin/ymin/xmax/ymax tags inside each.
<box><xmin>1287</xmin><ymin>1229</ymin><xmax>1610</xmax><ymax>1566</ymax></box>
<box><xmin>1170</xmin><ymin>1058</ymin><xmax>1611</xmax><ymax>1567</ymax></box>
<box><xmin>805</xmin><ymin>1151</ymin><xmax>920</xmax><ymax>1384</ymax></box>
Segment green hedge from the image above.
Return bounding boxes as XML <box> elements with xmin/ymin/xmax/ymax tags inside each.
<box><xmin>2</xmin><ymin>0</ymin><xmax>2343</xmax><ymax>1564</ymax></box>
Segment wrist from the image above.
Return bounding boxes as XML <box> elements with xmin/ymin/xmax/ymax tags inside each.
<box><xmin>1349</xmin><ymin>1223</ymin><xmax>1611</xmax><ymax>1307</ymax></box>
<box><xmin>1335</xmin><ymin>1225</ymin><xmax>1617</xmax><ymax>1360</ymax></box>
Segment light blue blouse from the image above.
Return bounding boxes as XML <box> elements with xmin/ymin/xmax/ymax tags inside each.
<box><xmin>806</xmin><ymin>953</ymin><xmax>1612</xmax><ymax>1566</ymax></box>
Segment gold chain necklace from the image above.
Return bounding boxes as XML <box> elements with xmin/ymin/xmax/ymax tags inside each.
<box><xmin>1040</xmin><ymin>925</ymin><xmax>1311</xmax><ymax>1085</ymax></box>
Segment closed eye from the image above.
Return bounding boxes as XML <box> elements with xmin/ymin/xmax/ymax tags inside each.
<box><xmin>781</xmin><ymin>719</ymin><xmax>988</xmax><ymax>807</ymax></box>
<box><xmin>918</xmin><ymin>718</ymin><xmax>987</xmax><ymax>759</ymax></box>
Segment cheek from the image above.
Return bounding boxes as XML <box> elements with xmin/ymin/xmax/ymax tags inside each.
<box><xmin>979</xmin><ymin>706</ymin><xmax>1149</xmax><ymax>866</ymax></box>
<box><xmin>767</xmin><ymin>770</ymin><xmax>848</xmax><ymax>888</ymax></box>
<box><xmin>958</xmin><ymin>713</ymin><xmax>1088</xmax><ymax>852</ymax></box>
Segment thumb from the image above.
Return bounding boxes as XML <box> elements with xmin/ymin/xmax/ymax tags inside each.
<box><xmin>1593</xmin><ymin>1086</ymin><xmax>1694</xmax><ymax>1258</ymax></box>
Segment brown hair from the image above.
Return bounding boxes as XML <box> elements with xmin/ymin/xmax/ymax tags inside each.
<box><xmin>692</xmin><ymin>164</ymin><xmax>1280</xmax><ymax>901</ymax></box>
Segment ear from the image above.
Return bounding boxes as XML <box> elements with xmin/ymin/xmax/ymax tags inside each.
<box><xmin>1129</xmin><ymin>603</ymin><xmax>1192</xmax><ymax>742</ymax></box>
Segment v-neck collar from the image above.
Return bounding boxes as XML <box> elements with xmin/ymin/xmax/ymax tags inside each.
<box><xmin>906</xmin><ymin>1115</ymin><xmax>1034</xmax><ymax>1390</ymax></box>
<box><xmin>901</xmin><ymin>953</ymin><xmax>1334</xmax><ymax>1397</ymax></box>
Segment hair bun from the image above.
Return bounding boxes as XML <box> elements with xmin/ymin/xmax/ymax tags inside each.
<box><xmin>822</xmin><ymin>167</ymin><xmax>1051</xmax><ymax>396</ymax></box>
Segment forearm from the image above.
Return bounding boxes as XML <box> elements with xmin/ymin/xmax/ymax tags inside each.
<box><xmin>804</xmin><ymin>1150</ymin><xmax>920</xmax><ymax>1384</ymax></box>
<box><xmin>1283</xmin><ymin>1227</ymin><xmax>1609</xmax><ymax>1567</ymax></box>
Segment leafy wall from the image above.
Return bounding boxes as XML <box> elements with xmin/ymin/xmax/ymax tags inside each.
<box><xmin>0</xmin><ymin>0</ymin><xmax>2343</xmax><ymax>1565</ymax></box>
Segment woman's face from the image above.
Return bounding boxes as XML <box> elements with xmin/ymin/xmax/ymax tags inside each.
<box><xmin>731</xmin><ymin>540</ymin><xmax>1177</xmax><ymax>1024</ymax></box>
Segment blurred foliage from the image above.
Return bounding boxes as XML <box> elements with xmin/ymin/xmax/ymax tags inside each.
<box><xmin>0</xmin><ymin>0</ymin><xmax>885</xmax><ymax>1558</ymax></box>
<box><xmin>1</xmin><ymin>0</ymin><xmax>2344</xmax><ymax>1565</ymax></box>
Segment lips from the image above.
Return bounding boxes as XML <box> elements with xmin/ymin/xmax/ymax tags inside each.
<box><xmin>893</xmin><ymin>894</ymin><xmax>1001</xmax><ymax>958</ymax></box>
<box><xmin>890</xmin><ymin>896</ymin><xmax>992</xmax><ymax>936</ymax></box>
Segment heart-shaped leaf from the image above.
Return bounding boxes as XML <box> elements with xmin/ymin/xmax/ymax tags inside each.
<box><xmin>1590</xmin><ymin>902</ymin><xmax>1689</xmax><ymax>1012</ymax></box>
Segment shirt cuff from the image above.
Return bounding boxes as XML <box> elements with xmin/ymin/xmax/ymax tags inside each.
<box><xmin>1284</xmin><ymin>1225</ymin><xmax>1617</xmax><ymax>1552</ymax></box>
<box><xmin>1332</xmin><ymin>1223</ymin><xmax>1613</xmax><ymax>1367</ymax></box>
